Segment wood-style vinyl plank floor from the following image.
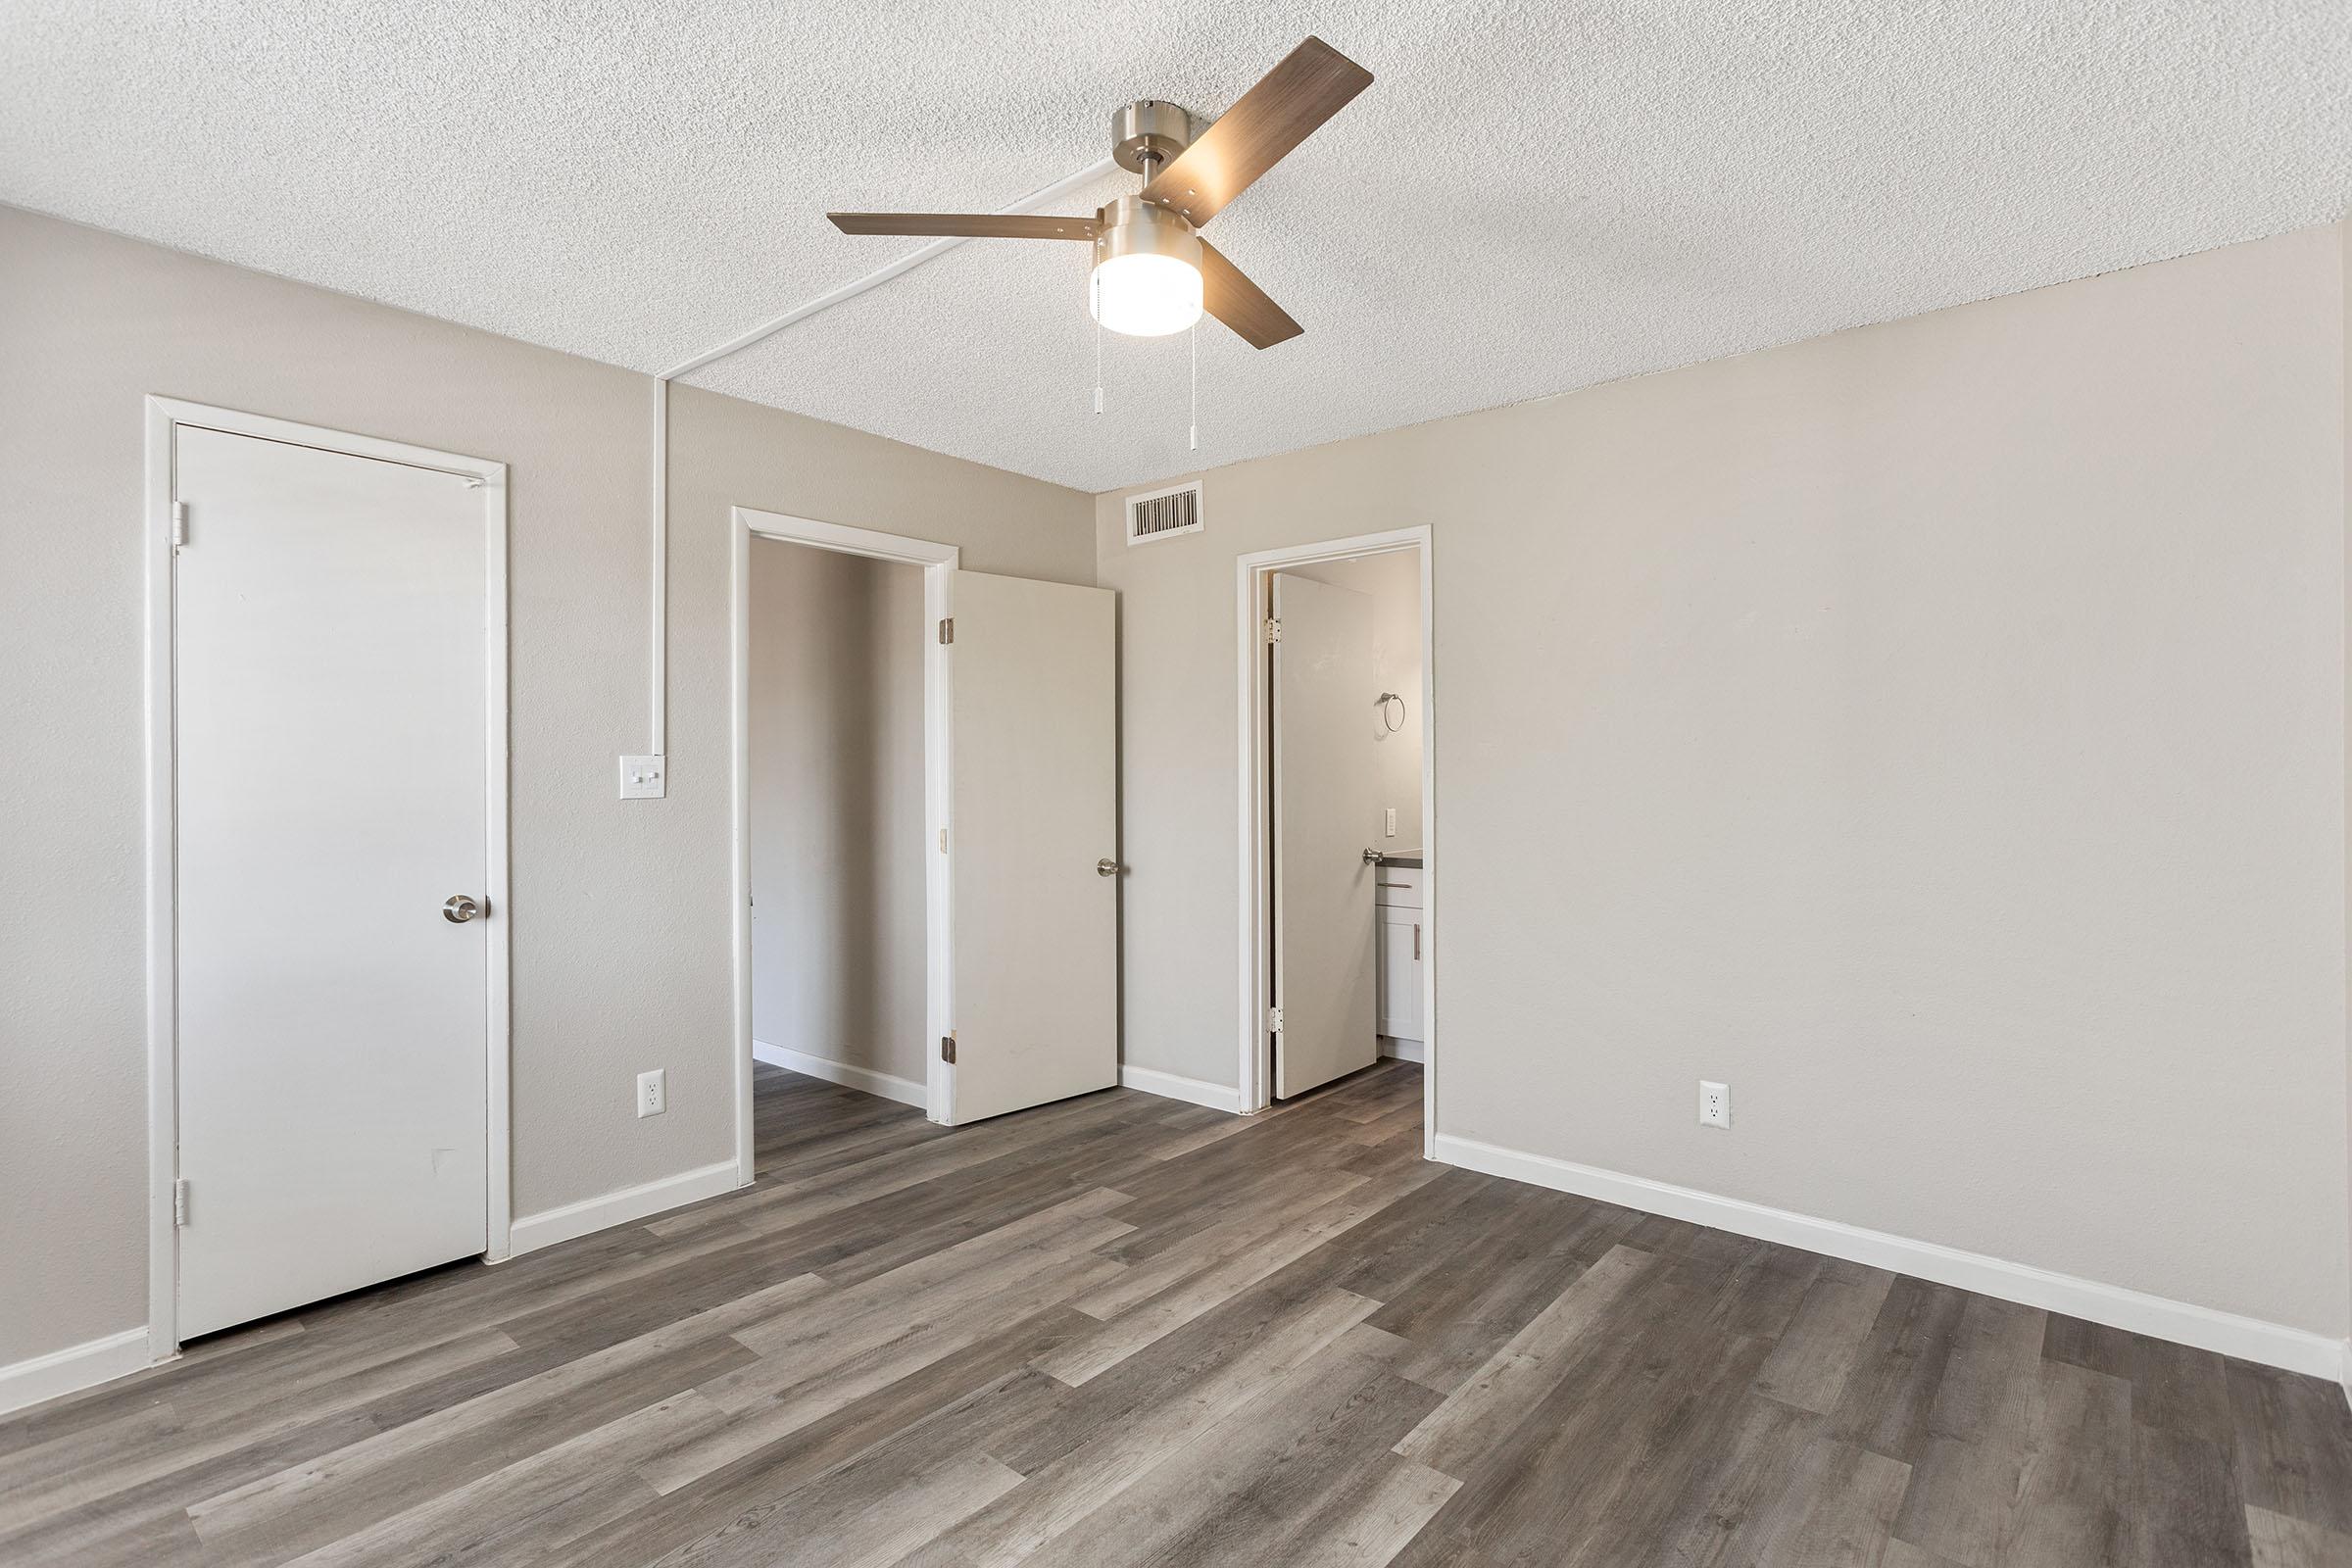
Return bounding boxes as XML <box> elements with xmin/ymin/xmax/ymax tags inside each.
<box><xmin>5</xmin><ymin>1059</ymin><xmax>2349</xmax><ymax>1566</ymax></box>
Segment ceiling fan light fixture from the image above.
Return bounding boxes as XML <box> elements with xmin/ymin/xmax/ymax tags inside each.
<box><xmin>1090</xmin><ymin>195</ymin><xmax>1202</xmax><ymax>337</ymax></box>
<box><xmin>1092</xmin><ymin>252</ymin><xmax>1202</xmax><ymax>337</ymax></box>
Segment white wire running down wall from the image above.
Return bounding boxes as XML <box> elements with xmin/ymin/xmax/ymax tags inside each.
<box><xmin>636</xmin><ymin>156</ymin><xmax>1118</xmax><ymax>762</ymax></box>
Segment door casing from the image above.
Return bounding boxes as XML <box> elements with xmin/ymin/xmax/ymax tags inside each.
<box><xmin>142</xmin><ymin>396</ymin><xmax>512</xmax><ymax>1365</ymax></box>
<box><xmin>1236</xmin><ymin>527</ymin><xmax>1437</xmax><ymax>1150</ymax></box>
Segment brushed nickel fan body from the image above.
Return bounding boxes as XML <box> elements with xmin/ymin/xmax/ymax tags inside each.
<box><xmin>828</xmin><ymin>37</ymin><xmax>1373</xmax><ymax>349</ymax></box>
<box><xmin>1094</xmin><ymin>192</ymin><xmax>1200</xmax><ymax>276</ymax></box>
<box><xmin>1110</xmin><ymin>99</ymin><xmax>1193</xmax><ymax>174</ymax></box>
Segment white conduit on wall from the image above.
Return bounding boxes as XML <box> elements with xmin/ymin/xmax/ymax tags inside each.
<box><xmin>639</xmin><ymin>156</ymin><xmax>1118</xmax><ymax>757</ymax></box>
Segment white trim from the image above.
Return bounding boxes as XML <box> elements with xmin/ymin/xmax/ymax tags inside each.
<box><xmin>507</xmin><ymin>1158</ymin><xmax>741</xmax><ymax>1257</ymax></box>
<box><xmin>648</xmin><ymin>377</ymin><xmax>668</xmax><ymax>757</ymax></box>
<box><xmin>0</xmin><ymin>1328</ymin><xmax>152</xmax><ymax>1417</ymax></box>
<box><xmin>659</xmin><ymin>160</ymin><xmax>1116</xmax><ymax>382</ymax></box>
<box><xmin>142</xmin><ymin>400</ymin><xmax>177</xmax><ymax>1364</ymax></box>
<box><xmin>1378</xmin><ymin>1037</ymin><xmax>1425</xmax><ymax>1064</ymax></box>
<box><xmin>143</xmin><ymin>397</ymin><xmax>513</xmax><ymax>1360</ymax></box>
<box><xmin>1434</xmin><ymin>1133</ymin><xmax>2347</xmax><ymax>1381</ymax></box>
<box><xmin>754</xmin><ymin>1040</ymin><xmax>926</xmax><ymax>1108</ymax></box>
<box><xmin>1236</xmin><ymin>527</ymin><xmax>1437</xmax><ymax>1156</ymax></box>
<box><xmin>731</xmin><ymin>507</ymin><xmax>960</xmax><ymax>1171</ymax></box>
<box><xmin>1119</xmin><ymin>1064</ymin><xmax>1247</xmax><ymax>1114</ymax></box>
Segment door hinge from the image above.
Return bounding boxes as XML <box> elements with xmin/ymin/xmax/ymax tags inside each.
<box><xmin>171</xmin><ymin>501</ymin><xmax>188</xmax><ymax>550</ymax></box>
<box><xmin>1262</xmin><ymin>616</ymin><xmax>1281</xmax><ymax>644</ymax></box>
<box><xmin>172</xmin><ymin>1178</ymin><xmax>190</xmax><ymax>1227</ymax></box>
<box><xmin>941</xmin><ymin>1034</ymin><xmax>956</xmax><ymax>1064</ymax></box>
<box><xmin>1266</xmin><ymin>1005</ymin><xmax>1284</xmax><ymax>1034</ymax></box>
<box><xmin>939</xmin><ymin>827</ymin><xmax>948</xmax><ymax>854</ymax></box>
<box><xmin>938</xmin><ymin>617</ymin><xmax>955</xmax><ymax>645</ymax></box>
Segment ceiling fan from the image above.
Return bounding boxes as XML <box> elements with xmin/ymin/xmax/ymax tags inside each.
<box><xmin>827</xmin><ymin>37</ymin><xmax>1373</xmax><ymax>349</ymax></box>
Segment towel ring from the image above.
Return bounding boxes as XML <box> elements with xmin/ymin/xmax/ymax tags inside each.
<box><xmin>1377</xmin><ymin>692</ymin><xmax>1406</xmax><ymax>732</ymax></box>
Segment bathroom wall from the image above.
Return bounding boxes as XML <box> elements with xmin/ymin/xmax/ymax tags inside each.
<box><xmin>1288</xmin><ymin>549</ymin><xmax>1426</xmax><ymax>851</ymax></box>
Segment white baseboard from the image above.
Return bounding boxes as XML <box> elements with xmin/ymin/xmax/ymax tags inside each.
<box><xmin>1378</xmin><ymin>1037</ymin><xmax>1425</xmax><ymax>1063</ymax></box>
<box><xmin>507</xmin><ymin>1157</ymin><xmax>745</xmax><ymax>1257</ymax></box>
<box><xmin>753</xmin><ymin>1040</ymin><xmax>926</xmax><ymax>1109</ymax></box>
<box><xmin>1433</xmin><ymin>1133</ymin><xmax>2345</xmax><ymax>1383</ymax></box>
<box><xmin>1119</xmin><ymin>1064</ymin><xmax>1245</xmax><ymax>1114</ymax></box>
<box><xmin>0</xmin><ymin>1327</ymin><xmax>152</xmax><ymax>1417</ymax></box>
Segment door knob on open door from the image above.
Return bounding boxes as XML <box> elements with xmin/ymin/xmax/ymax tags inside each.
<box><xmin>443</xmin><ymin>895</ymin><xmax>483</xmax><ymax>923</ymax></box>
<box><xmin>1096</xmin><ymin>858</ymin><xmax>1125</xmax><ymax>877</ymax></box>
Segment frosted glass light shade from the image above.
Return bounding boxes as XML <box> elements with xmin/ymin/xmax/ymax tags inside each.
<box><xmin>1091</xmin><ymin>252</ymin><xmax>1202</xmax><ymax>337</ymax></box>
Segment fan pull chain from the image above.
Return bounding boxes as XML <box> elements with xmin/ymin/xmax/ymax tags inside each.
<box><xmin>1092</xmin><ymin>273</ymin><xmax>1104</xmax><ymax>415</ymax></box>
<box><xmin>1188</xmin><ymin>320</ymin><xmax>1199</xmax><ymax>452</ymax></box>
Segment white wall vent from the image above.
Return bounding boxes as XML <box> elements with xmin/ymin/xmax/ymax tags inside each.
<box><xmin>1125</xmin><ymin>480</ymin><xmax>1203</xmax><ymax>545</ymax></box>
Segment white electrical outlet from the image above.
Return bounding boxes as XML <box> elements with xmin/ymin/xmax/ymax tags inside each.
<box><xmin>637</xmin><ymin>1068</ymin><xmax>666</xmax><ymax>1118</ymax></box>
<box><xmin>1385</xmin><ymin>807</ymin><xmax>1397</xmax><ymax>838</ymax></box>
<box><xmin>619</xmin><ymin>755</ymin><xmax>666</xmax><ymax>800</ymax></box>
<box><xmin>1698</xmin><ymin>1080</ymin><xmax>1730</xmax><ymax>1129</ymax></box>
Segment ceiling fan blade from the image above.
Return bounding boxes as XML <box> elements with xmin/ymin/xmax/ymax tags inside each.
<box><xmin>1141</xmin><ymin>37</ymin><xmax>1372</xmax><ymax>226</ymax></box>
<box><xmin>1198</xmin><ymin>239</ymin><xmax>1301</xmax><ymax>349</ymax></box>
<box><xmin>827</xmin><ymin>213</ymin><xmax>1100</xmax><ymax>239</ymax></box>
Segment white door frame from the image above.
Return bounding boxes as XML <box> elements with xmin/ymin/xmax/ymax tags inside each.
<box><xmin>1236</xmin><ymin>526</ymin><xmax>1436</xmax><ymax>1154</ymax></box>
<box><xmin>143</xmin><ymin>396</ymin><xmax>512</xmax><ymax>1363</ymax></box>
<box><xmin>729</xmin><ymin>507</ymin><xmax>960</xmax><ymax>1178</ymax></box>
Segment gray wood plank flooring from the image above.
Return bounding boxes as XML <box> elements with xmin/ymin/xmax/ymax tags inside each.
<box><xmin>5</xmin><ymin>1060</ymin><xmax>2348</xmax><ymax>1566</ymax></box>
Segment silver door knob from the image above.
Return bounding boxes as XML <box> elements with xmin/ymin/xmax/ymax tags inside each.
<box><xmin>443</xmin><ymin>895</ymin><xmax>483</xmax><ymax>923</ymax></box>
<box><xmin>1096</xmin><ymin>858</ymin><xmax>1124</xmax><ymax>877</ymax></box>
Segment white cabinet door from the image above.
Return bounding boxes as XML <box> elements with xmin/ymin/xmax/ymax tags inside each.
<box><xmin>173</xmin><ymin>425</ymin><xmax>491</xmax><ymax>1340</ymax></box>
<box><xmin>1380</xmin><ymin>911</ymin><xmax>1424</xmax><ymax>1043</ymax></box>
<box><xmin>945</xmin><ymin>569</ymin><xmax>1120</xmax><ymax>1125</ymax></box>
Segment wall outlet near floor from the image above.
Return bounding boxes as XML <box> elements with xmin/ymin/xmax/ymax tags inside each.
<box><xmin>619</xmin><ymin>755</ymin><xmax>666</xmax><ymax>800</ymax></box>
<box><xmin>1385</xmin><ymin>807</ymin><xmax>1397</xmax><ymax>838</ymax></box>
<box><xmin>1698</xmin><ymin>1080</ymin><xmax>1730</xmax><ymax>1129</ymax></box>
<box><xmin>637</xmin><ymin>1068</ymin><xmax>667</xmax><ymax>1118</ymax></box>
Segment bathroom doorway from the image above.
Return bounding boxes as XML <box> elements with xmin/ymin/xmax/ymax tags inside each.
<box><xmin>1236</xmin><ymin>529</ymin><xmax>1434</xmax><ymax>1145</ymax></box>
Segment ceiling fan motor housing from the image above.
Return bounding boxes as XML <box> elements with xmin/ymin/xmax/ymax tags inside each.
<box><xmin>1093</xmin><ymin>192</ymin><xmax>1201</xmax><ymax>271</ymax></box>
<box><xmin>1111</xmin><ymin>99</ymin><xmax>1192</xmax><ymax>173</ymax></box>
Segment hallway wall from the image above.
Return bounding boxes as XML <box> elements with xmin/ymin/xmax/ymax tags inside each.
<box><xmin>748</xmin><ymin>539</ymin><xmax>927</xmax><ymax>1093</ymax></box>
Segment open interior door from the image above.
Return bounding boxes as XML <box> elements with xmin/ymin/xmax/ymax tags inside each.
<box><xmin>944</xmin><ymin>570</ymin><xmax>1119</xmax><ymax>1124</ymax></box>
<box><xmin>1272</xmin><ymin>571</ymin><xmax>1381</xmax><ymax>1098</ymax></box>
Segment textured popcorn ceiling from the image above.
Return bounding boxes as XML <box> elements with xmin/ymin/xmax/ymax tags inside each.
<box><xmin>4</xmin><ymin>2</ymin><xmax>2345</xmax><ymax>492</ymax></box>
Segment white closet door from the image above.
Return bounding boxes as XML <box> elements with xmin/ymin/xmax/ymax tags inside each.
<box><xmin>1272</xmin><ymin>572</ymin><xmax>1380</xmax><ymax>1098</ymax></box>
<box><xmin>945</xmin><ymin>570</ymin><xmax>1119</xmax><ymax>1125</ymax></box>
<box><xmin>174</xmin><ymin>425</ymin><xmax>491</xmax><ymax>1338</ymax></box>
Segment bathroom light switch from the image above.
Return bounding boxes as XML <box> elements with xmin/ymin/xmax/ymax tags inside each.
<box><xmin>1385</xmin><ymin>808</ymin><xmax>1397</xmax><ymax>838</ymax></box>
<box><xmin>619</xmin><ymin>755</ymin><xmax>666</xmax><ymax>800</ymax></box>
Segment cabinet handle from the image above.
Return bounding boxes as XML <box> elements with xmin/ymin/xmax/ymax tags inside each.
<box><xmin>1413</xmin><ymin>923</ymin><xmax>1420</xmax><ymax>960</ymax></box>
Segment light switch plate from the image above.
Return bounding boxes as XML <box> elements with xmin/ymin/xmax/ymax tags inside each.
<box><xmin>619</xmin><ymin>755</ymin><xmax>666</xmax><ymax>800</ymax></box>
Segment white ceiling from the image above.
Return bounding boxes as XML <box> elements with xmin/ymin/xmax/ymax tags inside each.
<box><xmin>5</xmin><ymin>3</ymin><xmax>2345</xmax><ymax>493</ymax></box>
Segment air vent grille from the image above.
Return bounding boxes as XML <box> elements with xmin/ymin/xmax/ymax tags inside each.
<box><xmin>1125</xmin><ymin>481</ymin><xmax>1203</xmax><ymax>545</ymax></box>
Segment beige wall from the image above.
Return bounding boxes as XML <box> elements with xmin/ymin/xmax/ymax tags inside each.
<box><xmin>1097</xmin><ymin>223</ymin><xmax>2351</xmax><ymax>1339</ymax></box>
<box><xmin>0</xmin><ymin>205</ymin><xmax>1092</xmax><ymax>1369</ymax></box>
<box><xmin>748</xmin><ymin>539</ymin><xmax>926</xmax><ymax>1087</ymax></box>
<box><xmin>1287</xmin><ymin>551</ymin><xmax>1426</xmax><ymax>850</ymax></box>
